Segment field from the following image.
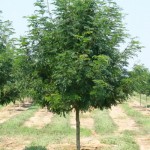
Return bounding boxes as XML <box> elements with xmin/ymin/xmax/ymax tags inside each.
<box><xmin>0</xmin><ymin>95</ymin><xmax>149</xmax><ymax>150</ymax></box>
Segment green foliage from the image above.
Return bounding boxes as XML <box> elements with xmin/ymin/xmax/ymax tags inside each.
<box><xmin>21</xmin><ymin>0</ymin><xmax>142</xmax><ymax>114</ymax></box>
<box><xmin>130</xmin><ymin>64</ymin><xmax>150</xmax><ymax>96</ymax></box>
<box><xmin>0</xmin><ymin>12</ymin><xmax>19</xmax><ymax>105</ymax></box>
<box><xmin>19</xmin><ymin>1</ymin><xmax>142</xmax><ymax>148</ymax></box>
<box><xmin>25</xmin><ymin>146</ymin><xmax>47</xmax><ymax>150</ymax></box>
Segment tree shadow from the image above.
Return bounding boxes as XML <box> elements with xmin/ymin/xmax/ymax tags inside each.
<box><xmin>146</xmin><ymin>105</ymin><xmax>150</xmax><ymax>108</ymax></box>
<box><xmin>24</xmin><ymin>146</ymin><xmax>47</xmax><ymax>150</ymax></box>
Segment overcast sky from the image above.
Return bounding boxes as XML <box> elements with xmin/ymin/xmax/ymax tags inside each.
<box><xmin>0</xmin><ymin>0</ymin><xmax>150</xmax><ymax>69</ymax></box>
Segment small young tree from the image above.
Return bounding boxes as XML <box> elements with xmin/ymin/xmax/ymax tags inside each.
<box><xmin>22</xmin><ymin>0</ymin><xmax>142</xmax><ymax>149</ymax></box>
<box><xmin>130</xmin><ymin>64</ymin><xmax>149</xmax><ymax>106</ymax></box>
<box><xmin>0</xmin><ymin>11</ymin><xmax>19</xmax><ymax>105</ymax></box>
<box><xmin>145</xmin><ymin>73</ymin><xmax>150</xmax><ymax>108</ymax></box>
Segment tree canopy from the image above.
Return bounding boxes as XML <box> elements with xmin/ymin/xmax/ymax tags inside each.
<box><xmin>19</xmin><ymin>0</ymin><xmax>142</xmax><ymax>149</ymax></box>
<box><xmin>22</xmin><ymin>0</ymin><xmax>141</xmax><ymax>112</ymax></box>
<box><xmin>130</xmin><ymin>64</ymin><xmax>149</xmax><ymax>95</ymax></box>
<box><xmin>0</xmin><ymin>11</ymin><xmax>19</xmax><ymax>105</ymax></box>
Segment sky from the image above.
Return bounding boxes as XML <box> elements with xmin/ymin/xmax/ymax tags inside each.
<box><xmin>0</xmin><ymin>0</ymin><xmax>150</xmax><ymax>70</ymax></box>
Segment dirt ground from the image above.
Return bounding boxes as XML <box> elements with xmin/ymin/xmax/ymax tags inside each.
<box><xmin>24</xmin><ymin>108</ymin><xmax>53</xmax><ymax>129</ymax></box>
<box><xmin>136</xmin><ymin>136</ymin><xmax>150</xmax><ymax>150</ymax></box>
<box><xmin>48</xmin><ymin>136</ymin><xmax>109</xmax><ymax>150</ymax></box>
<box><xmin>70</xmin><ymin>111</ymin><xmax>94</xmax><ymax>130</ymax></box>
<box><xmin>129</xmin><ymin>100</ymin><xmax>150</xmax><ymax>116</ymax></box>
<box><xmin>47</xmin><ymin>145</ymin><xmax>105</xmax><ymax>150</ymax></box>
<box><xmin>0</xmin><ymin>102</ymin><xmax>31</xmax><ymax>124</ymax></box>
<box><xmin>69</xmin><ymin>111</ymin><xmax>103</xmax><ymax>150</ymax></box>
<box><xmin>109</xmin><ymin>105</ymin><xmax>139</xmax><ymax>132</ymax></box>
<box><xmin>109</xmin><ymin>105</ymin><xmax>150</xmax><ymax>150</ymax></box>
<box><xmin>0</xmin><ymin>137</ymin><xmax>30</xmax><ymax>150</ymax></box>
<box><xmin>0</xmin><ymin>99</ymin><xmax>149</xmax><ymax>150</ymax></box>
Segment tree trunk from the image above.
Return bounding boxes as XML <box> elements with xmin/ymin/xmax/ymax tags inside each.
<box><xmin>146</xmin><ymin>95</ymin><xmax>147</xmax><ymax>110</ymax></box>
<box><xmin>75</xmin><ymin>107</ymin><xmax>80</xmax><ymax>150</ymax></box>
<box><xmin>140</xmin><ymin>94</ymin><xmax>141</xmax><ymax>106</ymax></box>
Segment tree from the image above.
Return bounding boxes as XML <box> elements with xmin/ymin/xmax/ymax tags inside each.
<box><xmin>130</xmin><ymin>64</ymin><xmax>149</xmax><ymax>106</ymax></box>
<box><xmin>145</xmin><ymin>73</ymin><xmax>150</xmax><ymax>108</ymax></box>
<box><xmin>0</xmin><ymin>11</ymin><xmax>19</xmax><ymax>105</ymax></box>
<box><xmin>22</xmin><ymin>0</ymin><xmax>142</xmax><ymax>149</ymax></box>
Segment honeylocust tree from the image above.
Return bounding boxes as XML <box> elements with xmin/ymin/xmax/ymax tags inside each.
<box><xmin>145</xmin><ymin>72</ymin><xmax>150</xmax><ymax>108</ymax></box>
<box><xmin>22</xmin><ymin>0</ymin><xmax>142</xmax><ymax>149</ymax></box>
<box><xmin>0</xmin><ymin>12</ymin><xmax>19</xmax><ymax>105</ymax></box>
<box><xmin>131</xmin><ymin>64</ymin><xmax>149</xmax><ymax>105</ymax></box>
<box><xmin>130</xmin><ymin>64</ymin><xmax>149</xmax><ymax>106</ymax></box>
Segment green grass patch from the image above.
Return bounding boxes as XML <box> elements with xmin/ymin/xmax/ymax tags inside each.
<box><xmin>25</xmin><ymin>114</ymin><xmax>75</xmax><ymax>147</ymax></box>
<box><xmin>92</xmin><ymin>109</ymin><xmax>117</xmax><ymax>135</ymax></box>
<box><xmin>25</xmin><ymin>146</ymin><xmax>47</xmax><ymax>150</ymax></box>
<box><xmin>45</xmin><ymin>114</ymin><xmax>72</xmax><ymax>135</ymax></box>
<box><xmin>0</xmin><ymin>105</ymin><xmax>39</xmax><ymax>136</ymax></box>
<box><xmin>80</xmin><ymin>127</ymin><xmax>92</xmax><ymax>137</ymax></box>
<box><xmin>101</xmin><ymin>131</ymin><xmax>139</xmax><ymax>150</ymax></box>
<box><xmin>0</xmin><ymin>106</ymin><xmax>92</xmax><ymax>148</ymax></box>
<box><xmin>122</xmin><ymin>103</ymin><xmax>150</xmax><ymax>134</ymax></box>
<box><xmin>0</xmin><ymin>108</ymin><xmax>75</xmax><ymax>147</ymax></box>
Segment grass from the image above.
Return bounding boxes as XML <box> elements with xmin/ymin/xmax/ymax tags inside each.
<box><xmin>0</xmin><ymin>106</ymin><xmax>92</xmax><ymax>149</ymax></box>
<box><xmin>25</xmin><ymin>146</ymin><xmax>47</xmax><ymax>150</ymax></box>
<box><xmin>122</xmin><ymin>103</ymin><xmax>150</xmax><ymax>134</ymax></box>
<box><xmin>0</xmin><ymin>100</ymin><xmax>149</xmax><ymax>149</ymax></box>
<box><xmin>101</xmin><ymin>131</ymin><xmax>139</xmax><ymax>150</ymax></box>
<box><xmin>92</xmin><ymin>109</ymin><xmax>117</xmax><ymax>134</ymax></box>
<box><xmin>23</xmin><ymin>112</ymin><xmax>92</xmax><ymax>147</ymax></box>
<box><xmin>0</xmin><ymin>105</ymin><xmax>39</xmax><ymax>136</ymax></box>
<box><xmin>92</xmin><ymin>109</ymin><xmax>139</xmax><ymax>150</ymax></box>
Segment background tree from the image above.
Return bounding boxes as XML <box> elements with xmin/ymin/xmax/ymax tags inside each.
<box><xmin>0</xmin><ymin>11</ymin><xmax>19</xmax><ymax>105</ymax></box>
<box><xmin>12</xmin><ymin>36</ymin><xmax>35</xmax><ymax>101</ymax></box>
<box><xmin>145</xmin><ymin>73</ymin><xmax>150</xmax><ymax>108</ymax></box>
<box><xmin>21</xmin><ymin>0</ymin><xmax>142</xmax><ymax>149</ymax></box>
<box><xmin>130</xmin><ymin>64</ymin><xmax>149</xmax><ymax>106</ymax></box>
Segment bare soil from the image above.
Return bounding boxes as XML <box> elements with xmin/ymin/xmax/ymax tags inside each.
<box><xmin>0</xmin><ymin>100</ymin><xmax>149</xmax><ymax>150</ymax></box>
<box><xmin>66</xmin><ymin>111</ymin><xmax>109</xmax><ymax>150</ymax></box>
<box><xmin>109</xmin><ymin>105</ymin><xmax>150</xmax><ymax>150</ymax></box>
<box><xmin>136</xmin><ymin>136</ymin><xmax>150</xmax><ymax>150</ymax></box>
<box><xmin>0</xmin><ymin>137</ymin><xmax>30</xmax><ymax>150</ymax></box>
<box><xmin>129</xmin><ymin>100</ymin><xmax>150</xmax><ymax>116</ymax></box>
<box><xmin>109</xmin><ymin>105</ymin><xmax>139</xmax><ymax>132</ymax></box>
<box><xmin>24</xmin><ymin>108</ymin><xmax>53</xmax><ymax>129</ymax></box>
<box><xmin>0</xmin><ymin>102</ymin><xmax>31</xmax><ymax>124</ymax></box>
<box><xmin>70</xmin><ymin>111</ymin><xmax>94</xmax><ymax>130</ymax></box>
<box><xmin>48</xmin><ymin>142</ymin><xmax>107</xmax><ymax>150</ymax></box>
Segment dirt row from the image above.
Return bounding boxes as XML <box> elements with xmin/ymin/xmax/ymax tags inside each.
<box><xmin>24</xmin><ymin>108</ymin><xmax>53</xmax><ymax>129</ymax></box>
<box><xmin>0</xmin><ymin>137</ymin><xmax>30</xmax><ymax>150</ymax></box>
<box><xmin>0</xmin><ymin>101</ymin><xmax>31</xmax><ymax>124</ymax></box>
<box><xmin>129</xmin><ymin>100</ymin><xmax>150</xmax><ymax>116</ymax></box>
<box><xmin>0</xmin><ymin>99</ymin><xmax>149</xmax><ymax>150</ymax></box>
<box><xmin>109</xmin><ymin>104</ymin><xmax>150</xmax><ymax>150</ymax></box>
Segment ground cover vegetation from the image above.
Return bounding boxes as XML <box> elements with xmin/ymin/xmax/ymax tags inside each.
<box><xmin>0</xmin><ymin>95</ymin><xmax>149</xmax><ymax>149</ymax></box>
